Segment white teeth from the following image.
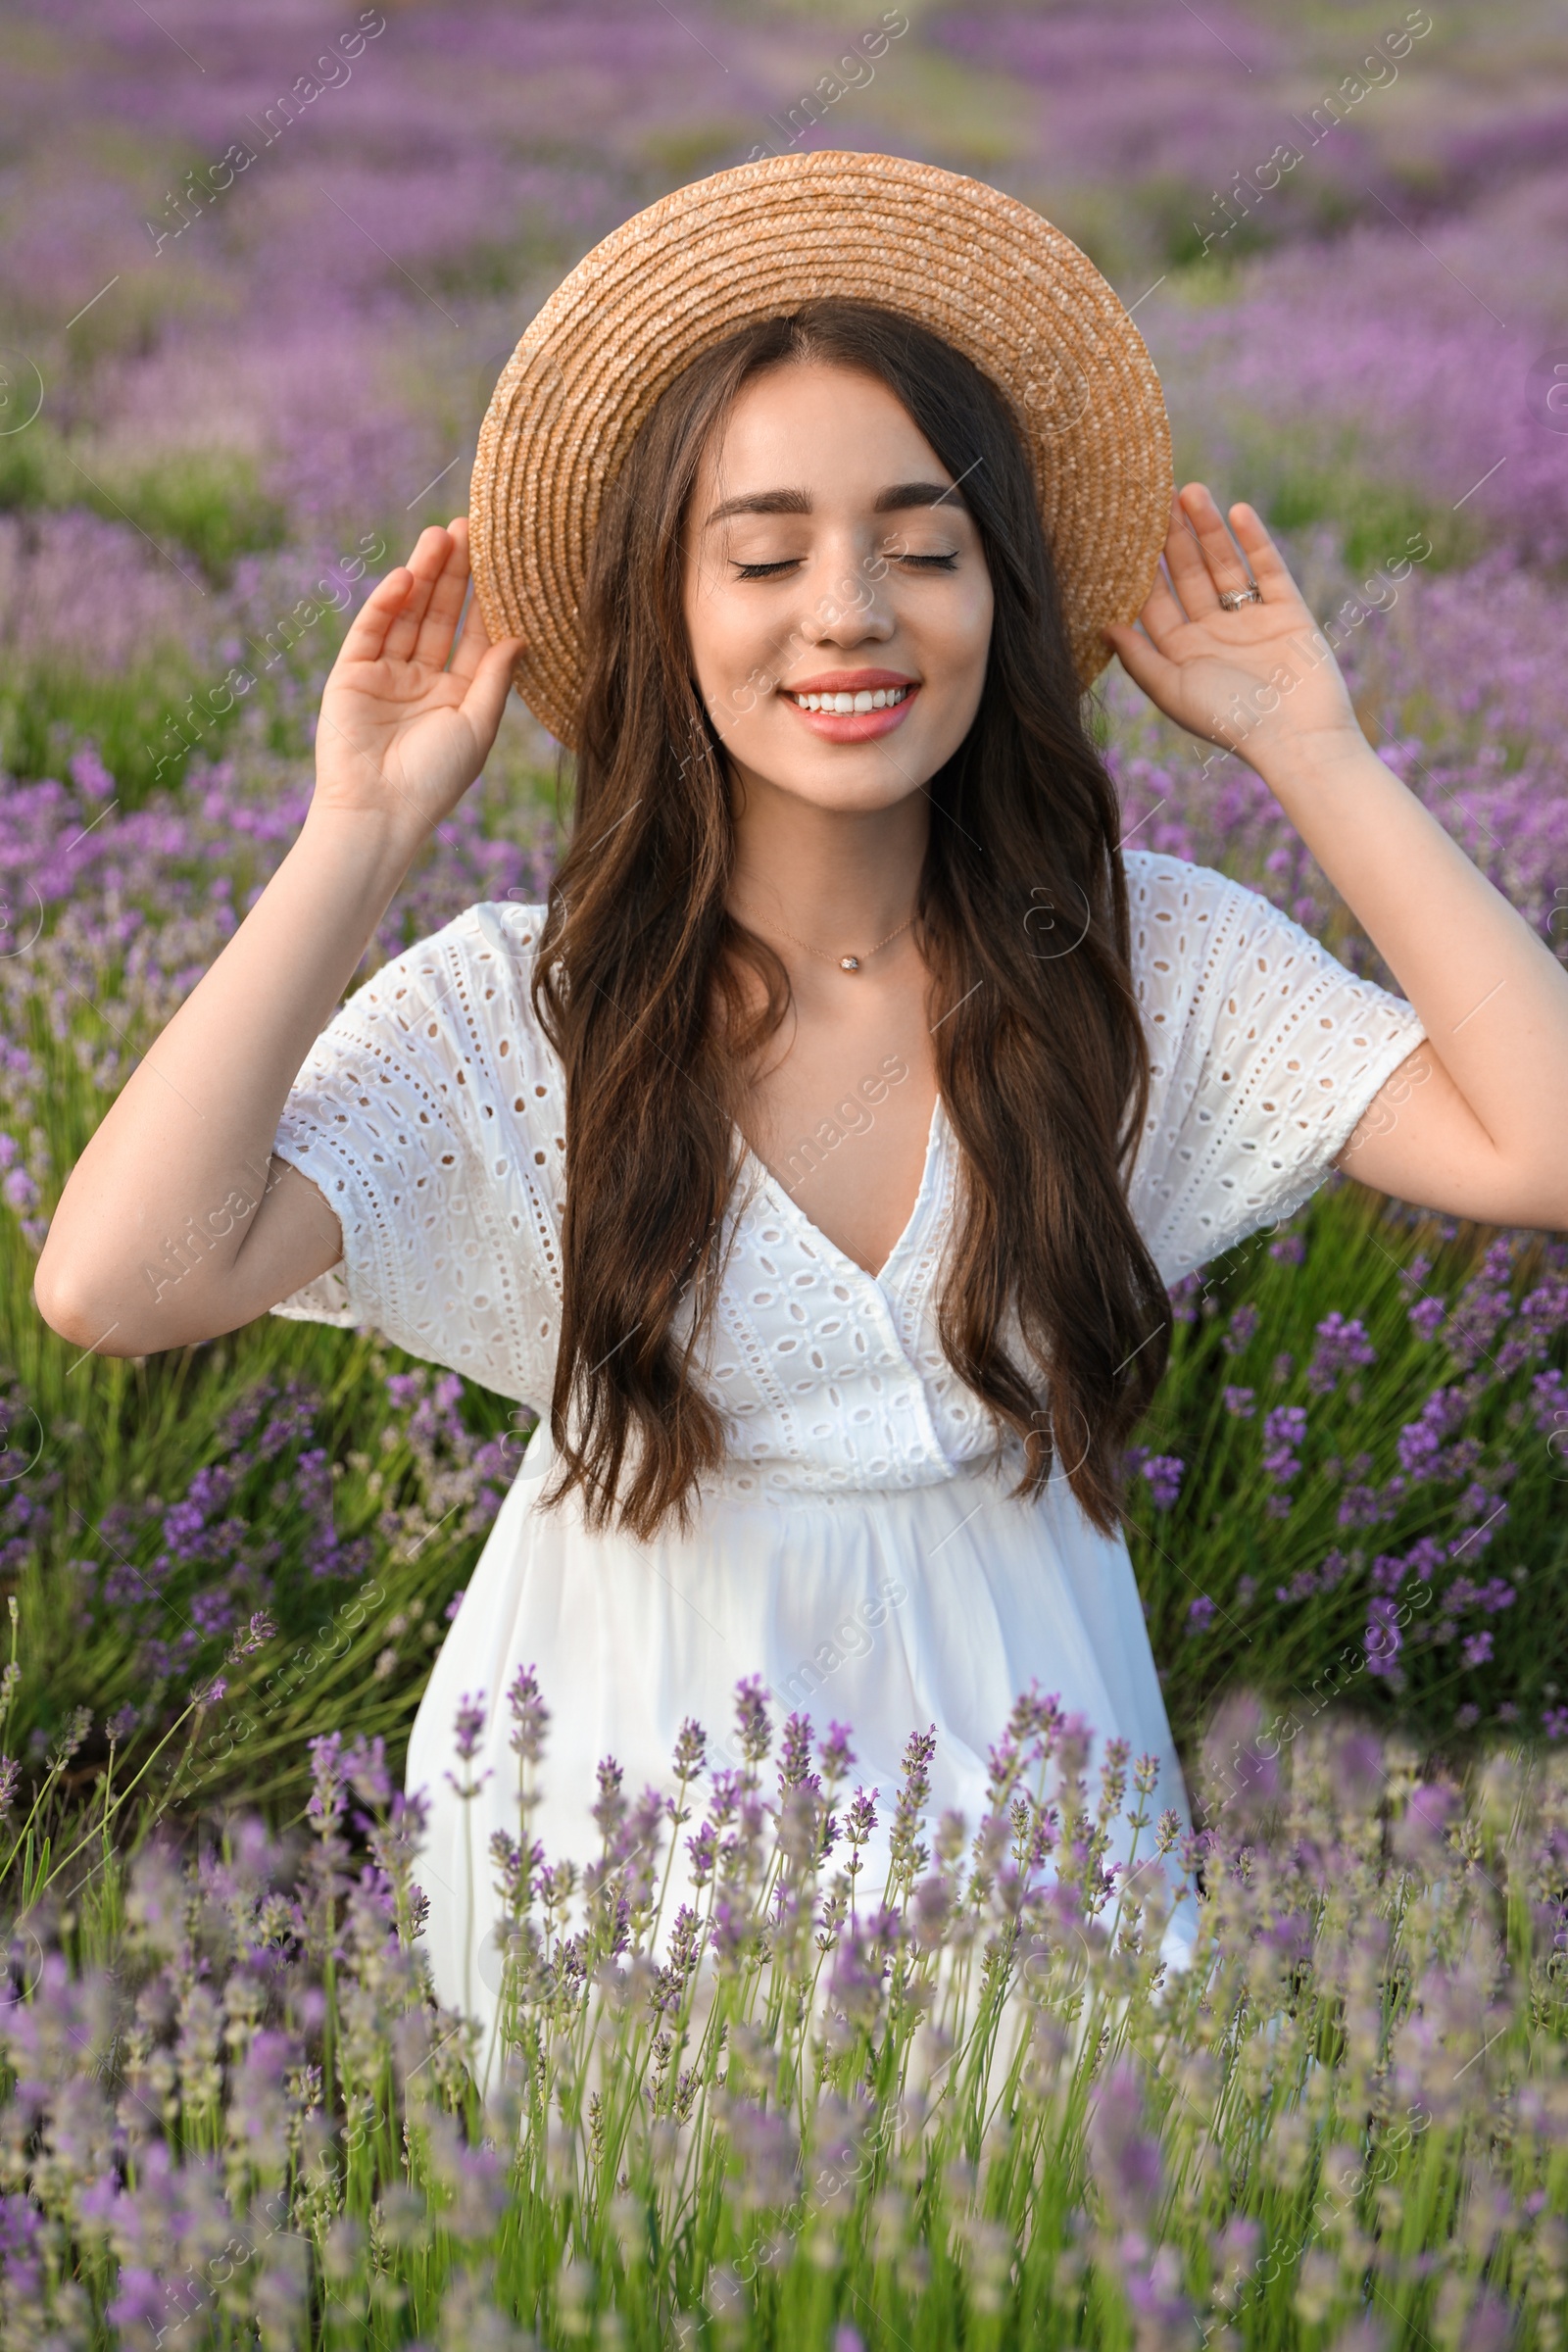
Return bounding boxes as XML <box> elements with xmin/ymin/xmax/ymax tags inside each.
<box><xmin>789</xmin><ymin>684</ymin><xmax>909</xmax><ymax>712</ymax></box>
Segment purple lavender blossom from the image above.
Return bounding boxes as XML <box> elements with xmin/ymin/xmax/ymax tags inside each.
<box><xmin>1141</xmin><ymin>1453</ymin><xmax>1185</xmax><ymax>1510</ymax></box>
<box><xmin>506</xmin><ymin>1663</ymin><xmax>549</xmax><ymax>1765</ymax></box>
<box><xmin>452</xmin><ymin>1695</ymin><xmax>487</xmax><ymax>1764</ymax></box>
<box><xmin>1221</xmin><ymin>1303</ymin><xmax>1259</xmax><ymax>1355</ymax></box>
<box><xmin>732</xmin><ymin>1675</ymin><xmax>771</xmax><ymax>1765</ymax></box>
<box><xmin>1086</xmin><ymin>2055</ymin><xmax>1163</xmax><ymax>2232</ymax></box>
<box><xmin>1261</xmin><ymin>1404</ymin><xmax>1307</xmax><ymax>1482</ymax></box>
<box><xmin>1365</xmin><ymin>1596</ymin><xmax>1404</xmax><ymax>1681</ymax></box>
<box><xmin>1305</xmin><ymin>1310</ymin><xmax>1377</xmax><ymax>1395</ymax></box>
<box><xmin>1409</xmin><ymin>1294</ymin><xmax>1449</xmax><ymax>1343</ymax></box>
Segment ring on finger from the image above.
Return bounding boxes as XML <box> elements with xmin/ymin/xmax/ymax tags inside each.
<box><xmin>1218</xmin><ymin>582</ymin><xmax>1262</xmax><ymax>610</ymax></box>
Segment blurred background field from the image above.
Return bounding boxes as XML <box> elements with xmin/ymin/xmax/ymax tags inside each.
<box><xmin>1</xmin><ymin>0</ymin><xmax>1567</xmax><ymax>1815</ymax></box>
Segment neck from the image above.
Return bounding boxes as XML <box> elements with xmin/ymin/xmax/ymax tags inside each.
<box><xmin>726</xmin><ymin>765</ymin><xmax>929</xmax><ymax>951</ymax></box>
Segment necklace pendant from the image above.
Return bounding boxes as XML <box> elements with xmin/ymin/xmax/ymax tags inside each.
<box><xmin>839</xmin><ymin>955</ymin><xmax>860</xmax><ymax>972</ymax></box>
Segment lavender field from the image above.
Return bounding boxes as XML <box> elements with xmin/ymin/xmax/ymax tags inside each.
<box><xmin>2</xmin><ymin>1</ymin><xmax>1568</xmax><ymax>2343</ymax></box>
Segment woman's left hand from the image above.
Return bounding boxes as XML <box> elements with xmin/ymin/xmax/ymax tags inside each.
<box><xmin>1102</xmin><ymin>484</ymin><xmax>1362</xmax><ymax>775</ymax></box>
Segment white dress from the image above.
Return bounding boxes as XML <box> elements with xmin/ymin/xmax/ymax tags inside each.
<box><xmin>270</xmin><ymin>850</ymin><xmax>1426</xmax><ymax>2048</ymax></box>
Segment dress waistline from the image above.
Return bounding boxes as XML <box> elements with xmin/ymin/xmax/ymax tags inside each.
<box><xmin>514</xmin><ymin>1419</ymin><xmax>1052</xmax><ymax>1516</ymax></box>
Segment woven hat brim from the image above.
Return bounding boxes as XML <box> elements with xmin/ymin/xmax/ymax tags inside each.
<box><xmin>470</xmin><ymin>149</ymin><xmax>1172</xmax><ymax>750</ymax></box>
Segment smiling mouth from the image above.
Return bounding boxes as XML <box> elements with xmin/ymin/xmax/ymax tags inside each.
<box><xmin>785</xmin><ymin>684</ymin><xmax>912</xmax><ymax>713</ymax></box>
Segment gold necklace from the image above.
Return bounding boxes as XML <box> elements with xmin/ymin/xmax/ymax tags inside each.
<box><xmin>754</xmin><ymin>911</ymin><xmax>917</xmax><ymax>975</ymax></box>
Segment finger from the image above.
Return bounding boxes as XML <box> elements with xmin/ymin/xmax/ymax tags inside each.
<box><xmin>1161</xmin><ymin>494</ymin><xmax>1222</xmax><ymax>614</ymax></box>
<box><xmin>1132</xmin><ymin>566</ymin><xmax>1194</xmax><ymax>656</ymax></box>
<box><xmin>459</xmin><ymin>634</ymin><xmax>526</xmax><ymax>751</ymax></box>
<box><xmin>411</xmin><ymin>516</ymin><xmax>474</xmax><ymax>670</ymax></box>
<box><xmin>1102</xmin><ymin>618</ymin><xmax>1183</xmax><ymax>706</ymax></box>
<box><xmin>1176</xmin><ymin>482</ymin><xmax>1255</xmax><ymax>603</ymax></box>
<box><xmin>1226</xmin><ymin>503</ymin><xmax>1296</xmax><ymax>600</ymax></box>
<box><xmin>335</xmin><ymin>563</ymin><xmax>415</xmax><ymax>667</ymax></box>
<box><xmin>448</xmin><ymin>570</ymin><xmax>497</xmax><ymax>684</ymax></box>
<box><xmin>381</xmin><ymin>525</ymin><xmax>457</xmax><ymax>662</ymax></box>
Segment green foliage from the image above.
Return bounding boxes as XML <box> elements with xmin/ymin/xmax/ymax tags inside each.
<box><xmin>1218</xmin><ymin>424</ymin><xmax>1486</xmax><ymax>578</ymax></box>
<box><xmin>0</xmin><ymin>655</ymin><xmax>212</xmax><ymax>800</ymax></box>
<box><xmin>0</xmin><ymin>423</ymin><xmax>286</xmax><ymax>581</ymax></box>
<box><xmin>1125</xmin><ymin>1186</ymin><xmax>1568</xmax><ymax>1755</ymax></box>
<box><xmin>107</xmin><ymin>448</ymin><xmax>289</xmax><ymax>580</ymax></box>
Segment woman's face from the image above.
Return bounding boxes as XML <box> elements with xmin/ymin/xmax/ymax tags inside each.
<box><xmin>681</xmin><ymin>360</ymin><xmax>995</xmax><ymax>815</ymax></box>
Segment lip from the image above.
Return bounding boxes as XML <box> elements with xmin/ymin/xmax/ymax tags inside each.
<box><xmin>777</xmin><ymin>670</ymin><xmax>921</xmax><ymax>744</ymax></box>
<box><xmin>782</xmin><ymin>667</ymin><xmax>917</xmax><ymax>695</ymax></box>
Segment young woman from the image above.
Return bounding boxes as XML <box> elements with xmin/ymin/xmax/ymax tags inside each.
<box><xmin>35</xmin><ymin>156</ymin><xmax>1568</xmax><ymax>2061</ymax></box>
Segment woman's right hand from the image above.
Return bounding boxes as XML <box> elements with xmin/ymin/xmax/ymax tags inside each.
<box><xmin>312</xmin><ymin>517</ymin><xmax>526</xmax><ymax>844</ymax></box>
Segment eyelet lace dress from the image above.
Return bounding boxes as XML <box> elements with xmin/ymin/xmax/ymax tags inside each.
<box><xmin>270</xmin><ymin>850</ymin><xmax>1427</xmax><ymax>2046</ymax></box>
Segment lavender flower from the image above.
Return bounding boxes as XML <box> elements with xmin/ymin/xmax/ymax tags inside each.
<box><xmin>592</xmin><ymin>1758</ymin><xmax>627</xmax><ymax>1846</ymax></box>
<box><xmin>308</xmin><ymin>1731</ymin><xmax>346</xmax><ymax>1832</ymax></box>
<box><xmin>1305</xmin><ymin>1310</ymin><xmax>1377</xmax><ymax>1395</ymax></box>
<box><xmin>732</xmin><ymin>1674</ymin><xmax>771</xmax><ymax>1766</ymax></box>
<box><xmin>817</xmin><ymin>1721</ymin><xmax>856</xmax><ymax>1788</ymax></box>
<box><xmin>343</xmin><ymin>1734</ymin><xmax>392</xmax><ymax>1810</ymax></box>
<box><xmin>506</xmin><ymin>1662</ymin><xmax>549</xmax><ymax>1765</ymax></box>
<box><xmin>671</xmin><ymin>1717</ymin><xmax>708</xmax><ymax>1782</ymax></box>
<box><xmin>1221</xmin><ymin>1303</ymin><xmax>1259</xmax><ymax>1356</ymax></box>
<box><xmin>1086</xmin><ymin>2055</ymin><xmax>1163</xmax><ymax>2232</ymax></box>
<box><xmin>1409</xmin><ymin>1294</ymin><xmax>1449</xmax><ymax>1343</ymax></box>
<box><xmin>1141</xmin><ymin>1453</ymin><xmax>1185</xmax><ymax>1510</ymax></box>
<box><xmin>776</xmin><ymin>1710</ymin><xmax>812</xmax><ymax>1791</ymax></box>
<box><xmin>452</xmin><ymin>1694</ymin><xmax>487</xmax><ymax>1764</ymax></box>
<box><xmin>1364</xmin><ymin>1596</ymin><xmax>1404</xmax><ymax>1682</ymax></box>
<box><xmin>1261</xmin><ymin>1403</ymin><xmax>1307</xmax><ymax>1482</ymax></box>
<box><xmin>225</xmin><ymin>1609</ymin><xmax>276</xmax><ymax>1661</ymax></box>
<box><xmin>845</xmin><ymin>1787</ymin><xmax>879</xmax><ymax>1847</ymax></box>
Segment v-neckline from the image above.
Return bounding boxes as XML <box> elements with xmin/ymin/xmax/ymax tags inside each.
<box><xmin>737</xmin><ymin>1092</ymin><xmax>947</xmax><ymax>1288</ymax></box>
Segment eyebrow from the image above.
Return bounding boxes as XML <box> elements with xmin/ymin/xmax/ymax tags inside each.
<box><xmin>703</xmin><ymin>478</ymin><xmax>969</xmax><ymax>526</ymax></box>
<box><xmin>875</xmin><ymin>479</ymin><xmax>969</xmax><ymax>515</ymax></box>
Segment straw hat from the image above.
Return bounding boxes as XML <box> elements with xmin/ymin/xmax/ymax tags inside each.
<box><xmin>469</xmin><ymin>149</ymin><xmax>1172</xmax><ymax>750</ymax></box>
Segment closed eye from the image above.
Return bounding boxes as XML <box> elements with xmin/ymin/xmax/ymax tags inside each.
<box><xmin>731</xmin><ymin>551</ymin><xmax>960</xmax><ymax>579</ymax></box>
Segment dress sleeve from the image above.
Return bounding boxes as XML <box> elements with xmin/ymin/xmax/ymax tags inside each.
<box><xmin>1122</xmin><ymin>850</ymin><xmax>1428</xmax><ymax>1287</ymax></box>
<box><xmin>267</xmin><ymin>900</ymin><xmax>565</xmax><ymax>1411</ymax></box>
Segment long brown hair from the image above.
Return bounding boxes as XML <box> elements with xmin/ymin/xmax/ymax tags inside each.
<box><xmin>531</xmin><ymin>300</ymin><xmax>1171</xmax><ymax>1540</ymax></box>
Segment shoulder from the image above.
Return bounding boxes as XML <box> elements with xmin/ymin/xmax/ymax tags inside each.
<box><xmin>346</xmin><ymin>900</ymin><xmax>551</xmax><ymax>1027</ymax></box>
<box><xmin>374</xmin><ymin>897</ymin><xmax>549</xmax><ymax>982</ymax></box>
<box><xmin>303</xmin><ymin>900</ymin><xmax>560</xmax><ymax>1114</ymax></box>
<box><xmin>1121</xmin><ymin>850</ymin><xmax>1325</xmax><ymax>1016</ymax></box>
<box><xmin>1122</xmin><ymin>847</ymin><xmax>1260</xmax><ymax>940</ymax></box>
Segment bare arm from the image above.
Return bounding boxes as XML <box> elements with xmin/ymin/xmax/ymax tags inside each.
<box><xmin>1105</xmin><ymin>487</ymin><xmax>1568</xmax><ymax>1232</ymax></box>
<box><xmin>33</xmin><ymin>520</ymin><xmax>523</xmax><ymax>1356</ymax></box>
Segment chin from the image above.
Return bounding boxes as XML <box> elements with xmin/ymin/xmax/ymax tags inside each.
<box><xmin>743</xmin><ymin>719</ymin><xmax>951</xmax><ymax>806</ymax></box>
<box><xmin>763</xmin><ymin>758</ymin><xmax>933</xmax><ymax>813</ymax></box>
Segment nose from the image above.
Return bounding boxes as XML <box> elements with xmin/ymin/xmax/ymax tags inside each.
<box><xmin>798</xmin><ymin>563</ymin><xmax>895</xmax><ymax>649</ymax></box>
